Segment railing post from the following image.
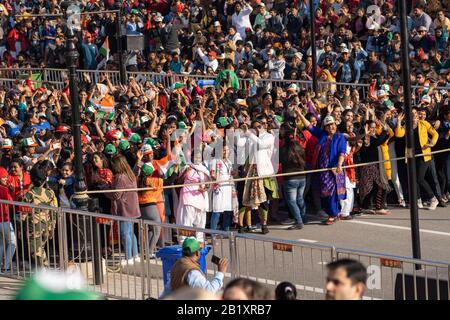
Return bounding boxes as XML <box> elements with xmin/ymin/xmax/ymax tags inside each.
<box><xmin>138</xmin><ymin>219</ymin><xmax>147</xmax><ymax>300</ymax></box>
<box><xmin>57</xmin><ymin>207</ymin><xmax>68</xmax><ymax>272</ymax></box>
<box><xmin>229</xmin><ymin>231</ymin><xmax>238</xmax><ymax>279</ymax></box>
<box><xmin>331</xmin><ymin>246</ymin><xmax>337</xmax><ymax>262</ymax></box>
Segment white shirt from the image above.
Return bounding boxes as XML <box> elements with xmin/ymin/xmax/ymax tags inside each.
<box><xmin>232</xmin><ymin>4</ymin><xmax>253</xmax><ymax>39</ymax></box>
<box><xmin>246</xmin><ymin>130</ymin><xmax>275</xmax><ymax>176</ymax></box>
<box><xmin>197</xmin><ymin>48</ymin><xmax>219</xmax><ymax>72</ymax></box>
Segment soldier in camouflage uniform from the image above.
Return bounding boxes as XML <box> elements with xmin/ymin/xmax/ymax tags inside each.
<box><xmin>20</xmin><ymin>166</ymin><xmax>58</xmax><ymax>268</ymax></box>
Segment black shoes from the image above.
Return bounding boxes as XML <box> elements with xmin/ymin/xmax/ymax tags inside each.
<box><xmin>288</xmin><ymin>223</ymin><xmax>304</xmax><ymax>230</ymax></box>
<box><xmin>261</xmin><ymin>225</ymin><xmax>269</xmax><ymax>234</ymax></box>
<box><xmin>280</xmin><ymin>218</ymin><xmax>296</xmax><ymax>225</ymax></box>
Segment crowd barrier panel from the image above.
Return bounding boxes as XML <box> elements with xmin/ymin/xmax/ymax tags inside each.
<box><xmin>335</xmin><ymin>248</ymin><xmax>450</xmax><ymax>300</ymax></box>
<box><xmin>0</xmin><ymin>68</ymin><xmax>446</xmax><ymax>100</ymax></box>
<box><xmin>1</xmin><ymin>199</ymin><xmax>450</xmax><ymax>300</ymax></box>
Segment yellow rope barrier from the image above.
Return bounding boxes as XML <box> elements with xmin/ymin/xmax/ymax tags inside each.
<box><xmin>79</xmin><ymin>147</ymin><xmax>450</xmax><ymax>195</ymax></box>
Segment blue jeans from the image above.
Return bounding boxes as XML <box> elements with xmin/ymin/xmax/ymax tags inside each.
<box><xmin>210</xmin><ymin>212</ymin><xmax>232</xmax><ymax>231</ymax></box>
<box><xmin>284</xmin><ymin>178</ymin><xmax>307</xmax><ymax>224</ymax></box>
<box><xmin>0</xmin><ymin>222</ymin><xmax>16</xmax><ymax>271</ymax></box>
<box><xmin>119</xmin><ymin>222</ymin><xmax>138</xmax><ymax>259</ymax></box>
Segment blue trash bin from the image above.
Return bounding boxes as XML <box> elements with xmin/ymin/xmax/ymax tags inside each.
<box><xmin>156</xmin><ymin>245</ymin><xmax>211</xmax><ymax>286</ymax></box>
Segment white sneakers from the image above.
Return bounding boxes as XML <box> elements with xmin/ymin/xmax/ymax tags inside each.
<box><xmin>428</xmin><ymin>197</ymin><xmax>439</xmax><ymax>211</ymax></box>
<box><xmin>120</xmin><ymin>256</ymin><xmax>141</xmax><ymax>266</ymax></box>
<box><xmin>418</xmin><ymin>199</ymin><xmax>424</xmax><ymax>209</ymax></box>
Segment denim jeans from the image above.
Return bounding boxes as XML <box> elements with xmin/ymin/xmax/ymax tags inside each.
<box><xmin>210</xmin><ymin>211</ymin><xmax>232</xmax><ymax>231</ymax></box>
<box><xmin>119</xmin><ymin>222</ymin><xmax>138</xmax><ymax>260</ymax></box>
<box><xmin>0</xmin><ymin>222</ymin><xmax>16</xmax><ymax>271</ymax></box>
<box><xmin>284</xmin><ymin>178</ymin><xmax>307</xmax><ymax>224</ymax></box>
<box><xmin>426</xmin><ymin>158</ymin><xmax>442</xmax><ymax>199</ymax></box>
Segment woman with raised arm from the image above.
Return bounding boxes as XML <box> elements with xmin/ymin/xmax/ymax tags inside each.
<box><xmin>296</xmin><ymin>108</ymin><xmax>347</xmax><ymax>225</ymax></box>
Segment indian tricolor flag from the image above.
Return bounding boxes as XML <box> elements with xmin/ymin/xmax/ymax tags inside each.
<box><xmin>97</xmin><ymin>37</ymin><xmax>110</xmax><ymax>70</ymax></box>
<box><xmin>99</xmin><ymin>36</ymin><xmax>110</xmax><ymax>60</ymax></box>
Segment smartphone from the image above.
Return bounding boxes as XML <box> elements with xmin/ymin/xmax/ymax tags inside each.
<box><xmin>53</xmin><ymin>142</ymin><xmax>61</xmax><ymax>149</ymax></box>
<box><xmin>211</xmin><ymin>255</ymin><xmax>221</xmax><ymax>265</ymax></box>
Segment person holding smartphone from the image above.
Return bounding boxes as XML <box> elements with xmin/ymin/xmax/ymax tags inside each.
<box><xmin>160</xmin><ymin>237</ymin><xmax>228</xmax><ymax>298</ymax></box>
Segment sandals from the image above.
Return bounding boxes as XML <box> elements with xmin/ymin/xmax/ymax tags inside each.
<box><xmin>324</xmin><ymin>217</ymin><xmax>337</xmax><ymax>225</ymax></box>
<box><xmin>399</xmin><ymin>199</ymin><xmax>406</xmax><ymax>208</ymax></box>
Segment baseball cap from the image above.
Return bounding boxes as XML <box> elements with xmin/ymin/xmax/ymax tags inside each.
<box><xmin>2</xmin><ymin>138</ymin><xmax>12</xmax><ymax>149</ymax></box>
<box><xmin>178</xmin><ymin>121</ymin><xmax>188</xmax><ymax>129</ymax></box>
<box><xmin>80</xmin><ymin>124</ymin><xmax>90</xmax><ymax>135</ymax></box>
<box><xmin>418</xmin><ymin>26</ymin><xmax>427</xmax><ymax>32</ymax></box>
<box><xmin>141</xmin><ymin>116</ymin><xmax>151</xmax><ymax>124</ymax></box>
<box><xmin>141</xmin><ymin>162</ymin><xmax>155</xmax><ymax>176</ymax></box>
<box><xmin>119</xmin><ymin>139</ymin><xmax>130</xmax><ymax>151</ymax></box>
<box><xmin>55</xmin><ymin>125</ymin><xmax>71</xmax><ymax>134</ymax></box>
<box><xmin>208</xmin><ymin>51</ymin><xmax>217</xmax><ymax>58</ymax></box>
<box><xmin>340</xmin><ymin>43</ymin><xmax>347</xmax><ymax>48</ymax></box>
<box><xmin>104</xmin><ymin>144</ymin><xmax>117</xmax><ymax>156</ymax></box>
<box><xmin>154</xmin><ymin>16</ymin><xmax>163</xmax><ymax>22</ymax></box>
<box><xmin>144</xmin><ymin>137</ymin><xmax>157</xmax><ymax>147</ymax></box>
<box><xmin>293</xmin><ymin>52</ymin><xmax>303</xmax><ymax>60</ymax></box>
<box><xmin>377</xmin><ymin>89</ymin><xmax>388</xmax><ymax>97</ymax></box>
<box><xmin>323</xmin><ymin>115</ymin><xmax>335</xmax><ymax>126</ymax></box>
<box><xmin>287</xmin><ymin>83</ymin><xmax>299</xmax><ymax>92</ymax></box>
<box><xmin>182</xmin><ymin>237</ymin><xmax>201</xmax><ymax>255</ymax></box>
<box><xmin>421</xmin><ymin>95</ymin><xmax>431</xmax><ymax>104</ymax></box>
<box><xmin>106</xmin><ymin>129</ymin><xmax>123</xmax><ymax>141</ymax></box>
<box><xmin>213</xmin><ymin>21</ymin><xmax>221</xmax><ymax>27</ymax></box>
<box><xmin>15</xmin><ymin>270</ymin><xmax>102</xmax><ymax>300</ymax></box>
<box><xmin>141</xmin><ymin>144</ymin><xmax>153</xmax><ymax>155</ymax></box>
<box><xmin>22</xmin><ymin>137</ymin><xmax>38</xmax><ymax>147</ymax></box>
<box><xmin>217</xmin><ymin>116</ymin><xmax>229</xmax><ymax>128</ymax></box>
<box><xmin>341</xmin><ymin>48</ymin><xmax>349</xmax><ymax>53</ymax></box>
<box><xmin>129</xmin><ymin>133</ymin><xmax>142</xmax><ymax>144</ymax></box>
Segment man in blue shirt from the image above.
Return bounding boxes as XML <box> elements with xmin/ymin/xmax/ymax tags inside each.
<box><xmin>160</xmin><ymin>237</ymin><xmax>228</xmax><ymax>298</ymax></box>
<box><xmin>81</xmin><ymin>33</ymin><xmax>98</xmax><ymax>70</ymax></box>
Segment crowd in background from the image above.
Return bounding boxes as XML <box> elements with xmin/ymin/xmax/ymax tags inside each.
<box><xmin>0</xmin><ymin>0</ymin><xmax>448</xmax><ymax>270</ymax></box>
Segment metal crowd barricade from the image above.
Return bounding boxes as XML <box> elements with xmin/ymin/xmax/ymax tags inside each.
<box><xmin>0</xmin><ymin>200</ymin><xmax>61</xmax><ymax>280</ymax></box>
<box><xmin>335</xmin><ymin>248</ymin><xmax>450</xmax><ymax>300</ymax></box>
<box><xmin>1</xmin><ymin>197</ymin><xmax>450</xmax><ymax>300</ymax></box>
<box><xmin>232</xmin><ymin>233</ymin><xmax>335</xmax><ymax>300</ymax></box>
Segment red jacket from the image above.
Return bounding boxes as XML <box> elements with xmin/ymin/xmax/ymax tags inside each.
<box><xmin>7</xmin><ymin>173</ymin><xmax>32</xmax><ymax>201</ymax></box>
<box><xmin>0</xmin><ymin>185</ymin><xmax>13</xmax><ymax>222</ymax></box>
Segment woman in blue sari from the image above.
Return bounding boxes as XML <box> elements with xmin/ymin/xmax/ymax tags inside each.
<box><xmin>297</xmin><ymin>110</ymin><xmax>347</xmax><ymax>225</ymax></box>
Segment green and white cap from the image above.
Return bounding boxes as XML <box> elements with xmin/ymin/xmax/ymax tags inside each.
<box><xmin>119</xmin><ymin>139</ymin><xmax>130</xmax><ymax>151</ymax></box>
<box><xmin>144</xmin><ymin>137</ymin><xmax>157</xmax><ymax>147</ymax></box>
<box><xmin>141</xmin><ymin>162</ymin><xmax>155</xmax><ymax>176</ymax></box>
<box><xmin>2</xmin><ymin>138</ymin><xmax>13</xmax><ymax>149</ymax></box>
<box><xmin>129</xmin><ymin>133</ymin><xmax>142</xmax><ymax>144</ymax></box>
<box><xmin>104</xmin><ymin>143</ymin><xmax>117</xmax><ymax>155</ymax></box>
<box><xmin>22</xmin><ymin>137</ymin><xmax>38</xmax><ymax>147</ymax></box>
<box><xmin>141</xmin><ymin>144</ymin><xmax>153</xmax><ymax>155</ymax></box>
<box><xmin>15</xmin><ymin>269</ymin><xmax>102</xmax><ymax>300</ymax></box>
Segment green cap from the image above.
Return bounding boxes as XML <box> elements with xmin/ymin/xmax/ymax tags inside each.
<box><xmin>106</xmin><ymin>112</ymin><xmax>115</xmax><ymax>121</ymax></box>
<box><xmin>15</xmin><ymin>271</ymin><xmax>102</xmax><ymax>300</ymax></box>
<box><xmin>119</xmin><ymin>139</ymin><xmax>130</xmax><ymax>151</ymax></box>
<box><xmin>141</xmin><ymin>162</ymin><xmax>155</xmax><ymax>176</ymax></box>
<box><xmin>129</xmin><ymin>133</ymin><xmax>142</xmax><ymax>144</ymax></box>
<box><xmin>173</xmin><ymin>82</ymin><xmax>186</xmax><ymax>90</ymax></box>
<box><xmin>178</xmin><ymin>121</ymin><xmax>187</xmax><ymax>129</ymax></box>
<box><xmin>104</xmin><ymin>143</ymin><xmax>117</xmax><ymax>155</ymax></box>
<box><xmin>182</xmin><ymin>237</ymin><xmax>201</xmax><ymax>255</ymax></box>
<box><xmin>217</xmin><ymin>116</ymin><xmax>228</xmax><ymax>128</ymax></box>
<box><xmin>145</xmin><ymin>137</ymin><xmax>157</xmax><ymax>147</ymax></box>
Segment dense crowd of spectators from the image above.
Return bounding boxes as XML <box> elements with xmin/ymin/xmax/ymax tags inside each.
<box><xmin>0</xmin><ymin>0</ymin><xmax>448</xmax><ymax>270</ymax></box>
